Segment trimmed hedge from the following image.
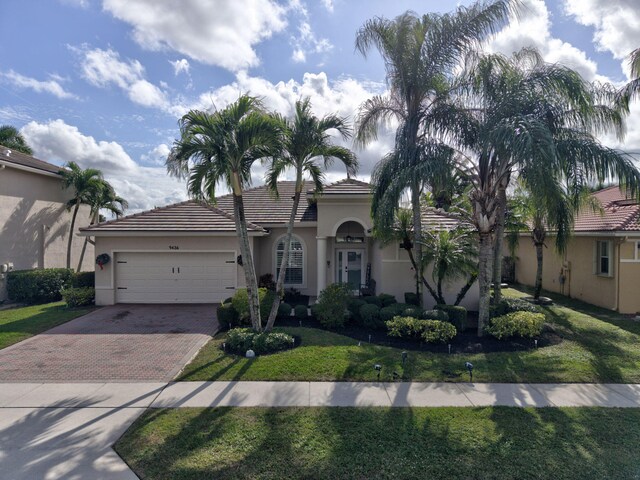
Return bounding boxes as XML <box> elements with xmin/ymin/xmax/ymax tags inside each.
<box><xmin>378</xmin><ymin>293</ymin><xmax>397</xmax><ymax>307</ymax></box>
<box><xmin>404</xmin><ymin>292</ymin><xmax>420</xmax><ymax>306</ymax></box>
<box><xmin>380</xmin><ymin>303</ymin><xmax>410</xmax><ymax>323</ymax></box>
<box><xmin>486</xmin><ymin>311</ymin><xmax>545</xmax><ymax>340</ymax></box>
<box><xmin>347</xmin><ymin>298</ymin><xmax>367</xmax><ymax>324</ymax></box>
<box><xmin>315</xmin><ymin>283</ymin><xmax>351</xmax><ymax>329</ymax></box>
<box><xmin>73</xmin><ymin>271</ymin><xmax>95</xmax><ymax>288</ymax></box>
<box><xmin>7</xmin><ymin>268</ymin><xmax>74</xmax><ymax>304</ymax></box>
<box><xmin>359</xmin><ymin>303</ymin><xmax>383</xmax><ymax>330</ymax></box>
<box><xmin>231</xmin><ymin>288</ymin><xmax>276</xmax><ymax>324</ymax></box>
<box><xmin>362</xmin><ymin>295</ymin><xmax>382</xmax><ymax>307</ymax></box>
<box><xmin>435</xmin><ymin>304</ymin><xmax>467</xmax><ymax>332</ymax></box>
<box><xmin>217</xmin><ymin>302</ymin><xmax>240</xmax><ymax>330</ymax></box>
<box><xmin>386</xmin><ymin>316</ymin><xmax>457</xmax><ymax>343</ymax></box>
<box><xmin>490</xmin><ymin>298</ymin><xmax>541</xmax><ymax>318</ymax></box>
<box><xmin>278</xmin><ymin>302</ymin><xmax>292</xmax><ymax>318</ymax></box>
<box><xmin>421</xmin><ymin>309</ymin><xmax>449</xmax><ymax>322</ymax></box>
<box><xmin>226</xmin><ymin>328</ymin><xmax>294</xmax><ymax>355</ymax></box>
<box><xmin>294</xmin><ymin>304</ymin><xmax>308</xmax><ymax>319</ymax></box>
<box><xmin>61</xmin><ymin>287</ymin><xmax>95</xmax><ymax>307</ymax></box>
<box><xmin>422</xmin><ymin>320</ymin><xmax>457</xmax><ymax>344</ymax></box>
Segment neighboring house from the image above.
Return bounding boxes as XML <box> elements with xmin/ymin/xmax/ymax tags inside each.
<box><xmin>0</xmin><ymin>146</ymin><xmax>93</xmax><ymax>301</ymax></box>
<box><xmin>82</xmin><ymin>179</ymin><xmax>479</xmax><ymax>309</ymax></box>
<box><xmin>513</xmin><ymin>186</ymin><xmax>640</xmax><ymax>314</ymax></box>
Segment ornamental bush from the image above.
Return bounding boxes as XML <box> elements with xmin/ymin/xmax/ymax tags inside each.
<box><xmin>378</xmin><ymin>293</ymin><xmax>397</xmax><ymax>307</ymax></box>
<box><xmin>225</xmin><ymin>328</ymin><xmax>295</xmax><ymax>355</ymax></box>
<box><xmin>225</xmin><ymin>328</ymin><xmax>257</xmax><ymax>352</ymax></box>
<box><xmin>362</xmin><ymin>295</ymin><xmax>382</xmax><ymax>307</ymax></box>
<box><xmin>61</xmin><ymin>287</ymin><xmax>95</xmax><ymax>307</ymax></box>
<box><xmin>386</xmin><ymin>316</ymin><xmax>457</xmax><ymax>343</ymax></box>
<box><xmin>386</xmin><ymin>316</ymin><xmax>424</xmax><ymax>338</ymax></box>
<box><xmin>277</xmin><ymin>302</ymin><xmax>292</xmax><ymax>318</ymax></box>
<box><xmin>7</xmin><ymin>268</ymin><xmax>74</xmax><ymax>304</ymax></box>
<box><xmin>347</xmin><ymin>298</ymin><xmax>367</xmax><ymax>324</ymax></box>
<box><xmin>486</xmin><ymin>311</ymin><xmax>545</xmax><ymax>340</ymax></box>
<box><xmin>315</xmin><ymin>283</ymin><xmax>351</xmax><ymax>329</ymax></box>
<box><xmin>421</xmin><ymin>320</ymin><xmax>457</xmax><ymax>344</ymax></box>
<box><xmin>231</xmin><ymin>288</ymin><xmax>276</xmax><ymax>324</ymax></box>
<box><xmin>402</xmin><ymin>306</ymin><xmax>424</xmax><ymax>318</ymax></box>
<box><xmin>294</xmin><ymin>304</ymin><xmax>308</xmax><ymax>319</ymax></box>
<box><xmin>217</xmin><ymin>303</ymin><xmax>240</xmax><ymax>330</ymax></box>
<box><xmin>435</xmin><ymin>304</ymin><xmax>467</xmax><ymax>332</ymax></box>
<box><xmin>421</xmin><ymin>309</ymin><xmax>449</xmax><ymax>322</ymax></box>
<box><xmin>72</xmin><ymin>271</ymin><xmax>95</xmax><ymax>288</ymax></box>
<box><xmin>490</xmin><ymin>298</ymin><xmax>541</xmax><ymax>318</ymax></box>
<box><xmin>359</xmin><ymin>303</ymin><xmax>383</xmax><ymax>329</ymax></box>
<box><xmin>404</xmin><ymin>292</ymin><xmax>420</xmax><ymax>306</ymax></box>
<box><xmin>379</xmin><ymin>303</ymin><xmax>407</xmax><ymax>323</ymax></box>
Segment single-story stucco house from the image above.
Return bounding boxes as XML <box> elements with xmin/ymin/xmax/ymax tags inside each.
<box><xmin>513</xmin><ymin>186</ymin><xmax>640</xmax><ymax>314</ymax></box>
<box><xmin>82</xmin><ymin>178</ymin><xmax>479</xmax><ymax>309</ymax></box>
<box><xmin>0</xmin><ymin>146</ymin><xmax>93</xmax><ymax>302</ymax></box>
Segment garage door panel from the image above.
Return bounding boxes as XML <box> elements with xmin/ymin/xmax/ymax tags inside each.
<box><xmin>115</xmin><ymin>252</ymin><xmax>236</xmax><ymax>303</ymax></box>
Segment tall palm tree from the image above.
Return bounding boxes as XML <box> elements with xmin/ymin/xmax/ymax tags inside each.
<box><xmin>264</xmin><ymin>98</ymin><xmax>357</xmax><ymax>331</ymax></box>
<box><xmin>448</xmin><ymin>48</ymin><xmax>640</xmax><ymax>334</ymax></box>
<box><xmin>355</xmin><ymin>1</ymin><xmax>517</xmax><ymax>306</ymax></box>
<box><xmin>619</xmin><ymin>48</ymin><xmax>640</xmax><ymax>106</ymax></box>
<box><xmin>59</xmin><ymin>162</ymin><xmax>104</xmax><ymax>269</ymax></box>
<box><xmin>77</xmin><ymin>180</ymin><xmax>128</xmax><ymax>271</ymax></box>
<box><xmin>0</xmin><ymin>125</ymin><xmax>33</xmax><ymax>154</ymax></box>
<box><xmin>167</xmin><ymin>95</ymin><xmax>282</xmax><ymax>332</ymax></box>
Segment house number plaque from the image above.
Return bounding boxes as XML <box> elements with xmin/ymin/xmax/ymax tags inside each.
<box><xmin>169</xmin><ymin>245</ymin><xmax>180</xmax><ymax>250</ymax></box>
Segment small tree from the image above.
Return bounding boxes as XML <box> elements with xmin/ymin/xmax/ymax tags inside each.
<box><xmin>0</xmin><ymin>125</ymin><xmax>32</xmax><ymax>154</ymax></box>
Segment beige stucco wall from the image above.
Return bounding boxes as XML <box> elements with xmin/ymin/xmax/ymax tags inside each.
<box><xmin>0</xmin><ymin>165</ymin><xmax>93</xmax><ymax>301</ymax></box>
<box><xmin>316</xmin><ymin>197</ymin><xmax>372</xmax><ymax>238</ymax></box>
<box><xmin>93</xmin><ymin>235</ymin><xmax>250</xmax><ymax>305</ymax></box>
<box><xmin>513</xmin><ymin>235</ymin><xmax>621</xmax><ymax>311</ymax></box>
<box><xmin>618</xmin><ymin>239</ymin><xmax>640</xmax><ymax>314</ymax></box>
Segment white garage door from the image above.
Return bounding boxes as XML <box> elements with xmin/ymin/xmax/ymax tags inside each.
<box><xmin>115</xmin><ymin>252</ymin><xmax>236</xmax><ymax>303</ymax></box>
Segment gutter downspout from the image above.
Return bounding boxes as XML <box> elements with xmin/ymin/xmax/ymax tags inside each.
<box><xmin>614</xmin><ymin>237</ymin><xmax>626</xmax><ymax>312</ymax></box>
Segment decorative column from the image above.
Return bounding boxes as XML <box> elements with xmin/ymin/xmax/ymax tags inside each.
<box><xmin>317</xmin><ymin>236</ymin><xmax>327</xmax><ymax>296</ymax></box>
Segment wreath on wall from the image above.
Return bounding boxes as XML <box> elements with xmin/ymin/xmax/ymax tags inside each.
<box><xmin>96</xmin><ymin>253</ymin><xmax>111</xmax><ymax>270</ymax></box>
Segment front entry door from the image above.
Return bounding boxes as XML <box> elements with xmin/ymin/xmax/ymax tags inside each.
<box><xmin>336</xmin><ymin>250</ymin><xmax>363</xmax><ymax>293</ymax></box>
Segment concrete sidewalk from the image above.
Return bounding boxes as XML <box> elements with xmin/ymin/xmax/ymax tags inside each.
<box><xmin>1</xmin><ymin>381</ymin><xmax>639</xmax><ymax>479</ymax></box>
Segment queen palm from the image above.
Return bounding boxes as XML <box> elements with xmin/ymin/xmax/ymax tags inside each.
<box><xmin>77</xmin><ymin>180</ymin><xmax>127</xmax><ymax>271</ymax></box>
<box><xmin>0</xmin><ymin>125</ymin><xmax>33</xmax><ymax>154</ymax></box>
<box><xmin>59</xmin><ymin>162</ymin><xmax>104</xmax><ymax>269</ymax></box>
<box><xmin>620</xmin><ymin>48</ymin><xmax>640</xmax><ymax>106</ymax></box>
<box><xmin>264</xmin><ymin>98</ymin><xmax>357</xmax><ymax>331</ymax></box>
<box><xmin>355</xmin><ymin>1</ymin><xmax>517</xmax><ymax>305</ymax></box>
<box><xmin>166</xmin><ymin>95</ymin><xmax>282</xmax><ymax>332</ymax></box>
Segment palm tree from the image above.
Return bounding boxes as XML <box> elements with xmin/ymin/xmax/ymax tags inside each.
<box><xmin>0</xmin><ymin>125</ymin><xmax>33</xmax><ymax>154</ymax></box>
<box><xmin>264</xmin><ymin>98</ymin><xmax>357</xmax><ymax>331</ymax></box>
<box><xmin>355</xmin><ymin>1</ymin><xmax>517</xmax><ymax>306</ymax></box>
<box><xmin>77</xmin><ymin>180</ymin><xmax>128</xmax><ymax>271</ymax></box>
<box><xmin>166</xmin><ymin>95</ymin><xmax>282</xmax><ymax>332</ymax></box>
<box><xmin>619</xmin><ymin>48</ymin><xmax>640</xmax><ymax>106</ymax></box>
<box><xmin>59</xmin><ymin>162</ymin><xmax>104</xmax><ymax>269</ymax></box>
<box><xmin>448</xmin><ymin>48</ymin><xmax>640</xmax><ymax>334</ymax></box>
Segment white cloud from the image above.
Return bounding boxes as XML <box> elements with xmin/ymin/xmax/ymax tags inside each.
<box><xmin>78</xmin><ymin>46</ymin><xmax>170</xmax><ymax>111</ymax></box>
<box><xmin>101</xmin><ymin>0</ymin><xmax>287</xmax><ymax>72</ymax></box>
<box><xmin>321</xmin><ymin>0</ymin><xmax>333</xmax><ymax>12</ymax></box>
<box><xmin>140</xmin><ymin>143</ymin><xmax>171</xmax><ymax>166</ymax></box>
<box><xmin>20</xmin><ymin>119</ymin><xmax>187</xmax><ymax>211</ymax></box>
<box><xmin>170</xmin><ymin>59</ymin><xmax>190</xmax><ymax>76</ymax></box>
<box><xmin>288</xmin><ymin>7</ymin><xmax>333</xmax><ymax>64</ymax></box>
<box><xmin>564</xmin><ymin>0</ymin><xmax>640</xmax><ymax>63</ymax></box>
<box><xmin>1</xmin><ymin>70</ymin><xmax>78</xmax><ymax>100</ymax></box>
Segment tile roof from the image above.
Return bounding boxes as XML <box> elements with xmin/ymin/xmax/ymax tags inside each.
<box><xmin>81</xmin><ymin>201</ymin><xmax>266</xmax><ymax>233</ymax></box>
<box><xmin>573</xmin><ymin>186</ymin><xmax>640</xmax><ymax>232</ymax></box>
<box><xmin>312</xmin><ymin>178</ymin><xmax>371</xmax><ymax>195</ymax></box>
<box><xmin>422</xmin><ymin>208</ymin><xmax>469</xmax><ymax>230</ymax></box>
<box><xmin>0</xmin><ymin>145</ymin><xmax>62</xmax><ymax>175</ymax></box>
<box><xmin>215</xmin><ymin>181</ymin><xmax>318</xmax><ymax>224</ymax></box>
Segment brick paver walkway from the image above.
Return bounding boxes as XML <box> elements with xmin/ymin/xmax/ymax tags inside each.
<box><xmin>0</xmin><ymin>304</ymin><xmax>218</xmax><ymax>382</ymax></box>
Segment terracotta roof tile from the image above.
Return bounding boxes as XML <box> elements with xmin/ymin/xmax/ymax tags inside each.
<box><xmin>573</xmin><ymin>186</ymin><xmax>640</xmax><ymax>232</ymax></box>
<box><xmin>0</xmin><ymin>145</ymin><xmax>62</xmax><ymax>175</ymax></box>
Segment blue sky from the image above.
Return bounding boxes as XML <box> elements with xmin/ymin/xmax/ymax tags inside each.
<box><xmin>1</xmin><ymin>0</ymin><xmax>638</xmax><ymax>211</ymax></box>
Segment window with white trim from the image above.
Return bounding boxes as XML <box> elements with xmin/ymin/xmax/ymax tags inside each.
<box><xmin>596</xmin><ymin>240</ymin><xmax>611</xmax><ymax>276</ymax></box>
<box><xmin>275</xmin><ymin>236</ymin><xmax>304</xmax><ymax>286</ymax></box>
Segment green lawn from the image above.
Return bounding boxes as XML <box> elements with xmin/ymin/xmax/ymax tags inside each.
<box><xmin>0</xmin><ymin>302</ymin><xmax>94</xmax><ymax>349</ymax></box>
<box><xmin>115</xmin><ymin>406</ymin><xmax>640</xmax><ymax>480</ymax></box>
<box><xmin>178</xmin><ymin>287</ymin><xmax>640</xmax><ymax>383</ymax></box>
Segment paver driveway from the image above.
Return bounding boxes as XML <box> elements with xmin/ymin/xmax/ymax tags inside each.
<box><xmin>0</xmin><ymin>304</ymin><xmax>218</xmax><ymax>382</ymax></box>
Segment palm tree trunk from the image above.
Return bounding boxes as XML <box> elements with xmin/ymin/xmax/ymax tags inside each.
<box><xmin>231</xmin><ymin>175</ymin><xmax>262</xmax><ymax>332</ymax></box>
<box><xmin>66</xmin><ymin>202</ymin><xmax>80</xmax><ymax>269</ymax></box>
<box><xmin>411</xmin><ymin>184</ymin><xmax>423</xmax><ymax>307</ymax></box>
<box><xmin>436</xmin><ymin>276</ymin><xmax>445</xmax><ymax>305</ymax></box>
<box><xmin>534</xmin><ymin>242</ymin><xmax>544</xmax><ymax>300</ymax></box>
<box><xmin>492</xmin><ymin>185</ymin><xmax>507</xmax><ymax>303</ymax></box>
<box><xmin>477</xmin><ymin>231</ymin><xmax>493</xmax><ymax>337</ymax></box>
<box><xmin>77</xmin><ymin>210</ymin><xmax>98</xmax><ymax>271</ymax></box>
<box><xmin>455</xmin><ymin>273</ymin><xmax>478</xmax><ymax>306</ymax></box>
<box><xmin>265</xmin><ymin>177</ymin><xmax>303</xmax><ymax>332</ymax></box>
<box><xmin>403</xmin><ymin>244</ymin><xmax>439</xmax><ymax>303</ymax></box>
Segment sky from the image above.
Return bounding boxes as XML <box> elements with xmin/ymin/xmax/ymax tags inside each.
<box><xmin>0</xmin><ymin>0</ymin><xmax>639</xmax><ymax>212</ymax></box>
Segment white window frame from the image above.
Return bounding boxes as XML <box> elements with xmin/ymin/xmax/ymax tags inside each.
<box><xmin>595</xmin><ymin>240</ymin><xmax>613</xmax><ymax>277</ymax></box>
<box><xmin>274</xmin><ymin>234</ymin><xmax>306</xmax><ymax>288</ymax></box>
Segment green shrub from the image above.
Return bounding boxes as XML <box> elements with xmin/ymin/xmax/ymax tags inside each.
<box><xmin>402</xmin><ymin>306</ymin><xmax>424</xmax><ymax>318</ymax></box>
<box><xmin>294</xmin><ymin>304</ymin><xmax>308</xmax><ymax>319</ymax></box>
<box><xmin>404</xmin><ymin>292</ymin><xmax>419</xmax><ymax>306</ymax></box>
<box><xmin>359</xmin><ymin>303</ymin><xmax>383</xmax><ymax>330</ymax></box>
<box><xmin>379</xmin><ymin>303</ymin><xmax>407</xmax><ymax>323</ymax></box>
<box><xmin>490</xmin><ymin>298</ymin><xmax>541</xmax><ymax>318</ymax></box>
<box><xmin>422</xmin><ymin>320</ymin><xmax>457</xmax><ymax>344</ymax></box>
<box><xmin>362</xmin><ymin>295</ymin><xmax>382</xmax><ymax>307</ymax></box>
<box><xmin>217</xmin><ymin>303</ymin><xmax>240</xmax><ymax>330</ymax></box>
<box><xmin>435</xmin><ymin>304</ymin><xmax>467</xmax><ymax>332</ymax></box>
<box><xmin>315</xmin><ymin>283</ymin><xmax>351</xmax><ymax>329</ymax></box>
<box><xmin>61</xmin><ymin>287</ymin><xmax>94</xmax><ymax>307</ymax></box>
<box><xmin>309</xmin><ymin>303</ymin><xmax>320</xmax><ymax>319</ymax></box>
<box><xmin>7</xmin><ymin>268</ymin><xmax>74</xmax><ymax>304</ymax></box>
<box><xmin>231</xmin><ymin>288</ymin><xmax>276</xmax><ymax>324</ymax></box>
<box><xmin>72</xmin><ymin>271</ymin><xmax>95</xmax><ymax>288</ymax></box>
<box><xmin>226</xmin><ymin>328</ymin><xmax>295</xmax><ymax>355</ymax></box>
<box><xmin>347</xmin><ymin>298</ymin><xmax>367</xmax><ymax>324</ymax></box>
<box><xmin>378</xmin><ymin>293</ymin><xmax>397</xmax><ymax>307</ymax></box>
<box><xmin>386</xmin><ymin>316</ymin><xmax>424</xmax><ymax>338</ymax></box>
<box><xmin>258</xmin><ymin>273</ymin><xmax>276</xmax><ymax>290</ymax></box>
<box><xmin>277</xmin><ymin>302</ymin><xmax>292</xmax><ymax>318</ymax></box>
<box><xmin>421</xmin><ymin>309</ymin><xmax>449</xmax><ymax>322</ymax></box>
<box><xmin>486</xmin><ymin>312</ymin><xmax>545</xmax><ymax>340</ymax></box>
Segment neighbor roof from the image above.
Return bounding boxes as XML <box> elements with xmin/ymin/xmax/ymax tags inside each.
<box><xmin>421</xmin><ymin>208</ymin><xmax>469</xmax><ymax>231</ymax></box>
<box><xmin>0</xmin><ymin>145</ymin><xmax>62</xmax><ymax>176</ymax></box>
<box><xmin>310</xmin><ymin>178</ymin><xmax>371</xmax><ymax>195</ymax></box>
<box><xmin>573</xmin><ymin>186</ymin><xmax>640</xmax><ymax>232</ymax></box>
<box><xmin>80</xmin><ymin>200</ymin><xmax>266</xmax><ymax>234</ymax></box>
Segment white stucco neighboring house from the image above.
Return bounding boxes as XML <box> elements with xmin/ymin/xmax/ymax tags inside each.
<box><xmin>0</xmin><ymin>146</ymin><xmax>94</xmax><ymax>302</ymax></box>
<box><xmin>81</xmin><ymin>179</ymin><xmax>479</xmax><ymax>309</ymax></box>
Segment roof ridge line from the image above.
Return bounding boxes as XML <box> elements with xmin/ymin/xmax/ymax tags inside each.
<box><xmin>80</xmin><ymin>200</ymin><xmax>198</xmax><ymax>230</ymax></box>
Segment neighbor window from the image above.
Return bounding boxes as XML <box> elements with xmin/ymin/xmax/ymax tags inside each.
<box><xmin>596</xmin><ymin>240</ymin><xmax>611</xmax><ymax>276</ymax></box>
<box><xmin>275</xmin><ymin>236</ymin><xmax>304</xmax><ymax>286</ymax></box>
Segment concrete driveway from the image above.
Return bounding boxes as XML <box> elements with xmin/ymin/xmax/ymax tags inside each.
<box><xmin>0</xmin><ymin>304</ymin><xmax>218</xmax><ymax>382</ymax></box>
